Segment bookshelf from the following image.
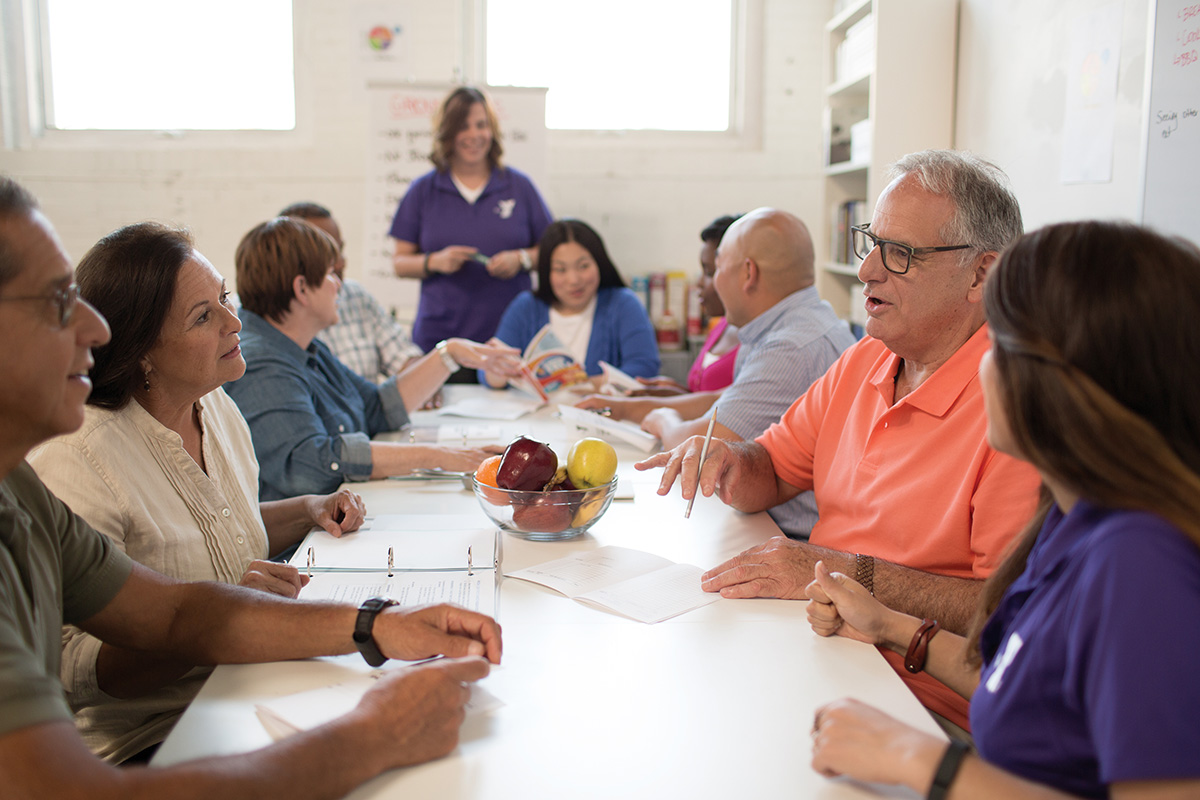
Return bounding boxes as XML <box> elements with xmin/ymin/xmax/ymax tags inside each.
<box><xmin>819</xmin><ymin>0</ymin><xmax>959</xmax><ymax>323</ymax></box>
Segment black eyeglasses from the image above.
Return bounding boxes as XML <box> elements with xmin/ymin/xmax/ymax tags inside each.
<box><xmin>850</xmin><ymin>224</ymin><xmax>977</xmax><ymax>275</ymax></box>
<box><xmin>0</xmin><ymin>282</ymin><xmax>80</xmax><ymax>327</ymax></box>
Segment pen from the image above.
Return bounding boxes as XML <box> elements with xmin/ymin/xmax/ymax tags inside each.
<box><xmin>684</xmin><ymin>408</ymin><xmax>718</xmax><ymax>519</ymax></box>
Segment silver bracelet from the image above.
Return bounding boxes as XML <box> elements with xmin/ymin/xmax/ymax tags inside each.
<box><xmin>434</xmin><ymin>340</ymin><xmax>458</xmax><ymax>372</ymax></box>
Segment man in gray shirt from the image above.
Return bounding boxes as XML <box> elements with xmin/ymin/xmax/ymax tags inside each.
<box><xmin>0</xmin><ymin>175</ymin><xmax>501</xmax><ymax>798</ymax></box>
<box><xmin>578</xmin><ymin>208</ymin><xmax>856</xmax><ymax>537</ymax></box>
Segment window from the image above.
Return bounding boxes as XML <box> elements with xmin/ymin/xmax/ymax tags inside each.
<box><xmin>40</xmin><ymin>0</ymin><xmax>294</xmax><ymax>131</ymax></box>
<box><xmin>486</xmin><ymin>0</ymin><xmax>735</xmax><ymax>132</ymax></box>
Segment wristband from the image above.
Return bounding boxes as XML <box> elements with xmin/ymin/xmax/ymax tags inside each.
<box><xmin>853</xmin><ymin>553</ymin><xmax>875</xmax><ymax>595</ymax></box>
<box><xmin>519</xmin><ymin>248</ymin><xmax>533</xmax><ymax>271</ymax></box>
<box><xmin>353</xmin><ymin>597</ymin><xmax>398</xmax><ymax>667</ymax></box>
<box><xmin>422</xmin><ymin>253</ymin><xmax>432</xmax><ymax>277</ymax></box>
<box><xmin>434</xmin><ymin>339</ymin><xmax>459</xmax><ymax>372</ymax></box>
<box><xmin>927</xmin><ymin>740</ymin><xmax>970</xmax><ymax>800</ymax></box>
<box><xmin>904</xmin><ymin>618</ymin><xmax>941</xmax><ymax>674</ymax></box>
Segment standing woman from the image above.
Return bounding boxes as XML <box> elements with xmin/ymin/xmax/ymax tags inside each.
<box><xmin>805</xmin><ymin>221</ymin><xmax>1200</xmax><ymax>799</ymax></box>
<box><xmin>390</xmin><ymin>86</ymin><xmax>553</xmax><ymax>376</ymax></box>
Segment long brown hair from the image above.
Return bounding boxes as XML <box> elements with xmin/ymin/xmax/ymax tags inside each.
<box><xmin>966</xmin><ymin>221</ymin><xmax>1200</xmax><ymax>660</ymax></box>
<box><xmin>430</xmin><ymin>86</ymin><xmax>504</xmax><ymax>172</ymax></box>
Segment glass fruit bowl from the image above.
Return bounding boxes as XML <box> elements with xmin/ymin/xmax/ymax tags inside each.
<box><xmin>472</xmin><ymin>477</ymin><xmax>618</xmax><ymax>541</ymax></box>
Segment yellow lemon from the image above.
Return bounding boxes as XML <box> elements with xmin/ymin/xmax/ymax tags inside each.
<box><xmin>566</xmin><ymin>437</ymin><xmax>617</xmax><ymax>489</ymax></box>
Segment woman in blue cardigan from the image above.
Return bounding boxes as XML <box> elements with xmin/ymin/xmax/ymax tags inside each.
<box><xmin>482</xmin><ymin>219</ymin><xmax>659</xmax><ymax>389</ymax></box>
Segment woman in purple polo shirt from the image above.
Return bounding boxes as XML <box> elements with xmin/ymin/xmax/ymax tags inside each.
<box><xmin>389</xmin><ymin>86</ymin><xmax>552</xmax><ymax>381</ymax></box>
<box><xmin>804</xmin><ymin>221</ymin><xmax>1200</xmax><ymax>799</ymax></box>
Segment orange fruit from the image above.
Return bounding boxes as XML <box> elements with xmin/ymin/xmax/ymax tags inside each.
<box><xmin>475</xmin><ymin>455</ymin><xmax>502</xmax><ymax>488</ymax></box>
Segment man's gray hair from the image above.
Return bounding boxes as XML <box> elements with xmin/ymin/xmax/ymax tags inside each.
<box><xmin>887</xmin><ymin>150</ymin><xmax>1023</xmax><ymax>263</ymax></box>
<box><xmin>0</xmin><ymin>176</ymin><xmax>41</xmax><ymax>289</ymax></box>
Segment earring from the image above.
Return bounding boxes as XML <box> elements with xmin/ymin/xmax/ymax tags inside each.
<box><xmin>143</xmin><ymin>372</ymin><xmax>151</xmax><ymax>392</ymax></box>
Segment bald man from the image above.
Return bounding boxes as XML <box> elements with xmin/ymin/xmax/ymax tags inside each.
<box><xmin>578</xmin><ymin>208</ymin><xmax>855</xmax><ymax>537</ymax></box>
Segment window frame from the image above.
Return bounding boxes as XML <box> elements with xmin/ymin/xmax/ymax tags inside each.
<box><xmin>475</xmin><ymin>0</ymin><xmax>763</xmax><ymax>151</ymax></box>
<box><xmin>2</xmin><ymin>0</ymin><xmax>310</xmax><ymax>151</ymax></box>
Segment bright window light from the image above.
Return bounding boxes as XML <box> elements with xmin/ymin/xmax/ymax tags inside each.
<box><xmin>43</xmin><ymin>0</ymin><xmax>295</xmax><ymax>131</ymax></box>
<box><xmin>487</xmin><ymin>0</ymin><xmax>733</xmax><ymax>131</ymax></box>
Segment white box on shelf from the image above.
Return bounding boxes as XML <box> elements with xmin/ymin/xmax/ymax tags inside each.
<box><xmin>850</xmin><ymin>119</ymin><xmax>872</xmax><ymax>164</ymax></box>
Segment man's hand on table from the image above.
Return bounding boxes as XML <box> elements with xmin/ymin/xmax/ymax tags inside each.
<box><xmin>701</xmin><ymin>537</ymin><xmax>856</xmax><ymax>600</ymax></box>
<box><xmin>376</xmin><ymin>604</ymin><xmax>503</xmax><ymax>665</ymax></box>
<box><xmin>575</xmin><ymin>394</ymin><xmax>657</xmax><ymax>424</ymax></box>
<box><xmin>351</xmin><ymin>656</ymin><xmax>493</xmax><ymax>770</ymax></box>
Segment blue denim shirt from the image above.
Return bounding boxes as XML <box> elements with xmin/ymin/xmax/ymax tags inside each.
<box><xmin>225</xmin><ymin>309</ymin><xmax>409</xmax><ymax>501</ymax></box>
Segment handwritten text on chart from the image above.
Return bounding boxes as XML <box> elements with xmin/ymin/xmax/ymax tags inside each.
<box><xmin>1182</xmin><ymin>4</ymin><xmax>1200</xmax><ymax>23</ymax></box>
<box><xmin>1155</xmin><ymin>107</ymin><xmax>1198</xmax><ymax>138</ymax></box>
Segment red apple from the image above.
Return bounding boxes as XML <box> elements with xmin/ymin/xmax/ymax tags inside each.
<box><xmin>512</xmin><ymin>496</ymin><xmax>574</xmax><ymax>533</ymax></box>
<box><xmin>496</xmin><ymin>436</ymin><xmax>559</xmax><ymax>491</ymax></box>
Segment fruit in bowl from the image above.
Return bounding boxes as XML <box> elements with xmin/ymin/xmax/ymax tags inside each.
<box><xmin>471</xmin><ymin>436</ymin><xmax>620</xmax><ymax>541</ymax></box>
<box><xmin>472</xmin><ymin>478</ymin><xmax>618</xmax><ymax>541</ymax></box>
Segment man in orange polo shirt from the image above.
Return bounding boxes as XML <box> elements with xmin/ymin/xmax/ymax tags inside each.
<box><xmin>636</xmin><ymin>150</ymin><xmax>1041</xmax><ymax>731</ymax></box>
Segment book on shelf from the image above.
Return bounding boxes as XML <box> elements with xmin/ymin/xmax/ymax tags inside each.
<box><xmin>830</xmin><ymin>199</ymin><xmax>868</xmax><ymax>267</ymax></box>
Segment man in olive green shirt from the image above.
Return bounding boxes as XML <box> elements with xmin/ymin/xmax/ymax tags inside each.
<box><xmin>0</xmin><ymin>175</ymin><xmax>503</xmax><ymax>798</ymax></box>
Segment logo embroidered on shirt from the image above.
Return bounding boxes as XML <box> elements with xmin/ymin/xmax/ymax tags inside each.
<box><xmin>984</xmin><ymin>631</ymin><xmax>1024</xmax><ymax>693</ymax></box>
<box><xmin>495</xmin><ymin>199</ymin><xmax>516</xmax><ymax>219</ymax></box>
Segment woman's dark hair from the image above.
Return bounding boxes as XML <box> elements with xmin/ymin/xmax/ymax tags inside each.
<box><xmin>235</xmin><ymin>217</ymin><xmax>339</xmax><ymax>323</ymax></box>
<box><xmin>700</xmin><ymin>214</ymin><xmax>741</xmax><ymax>245</ymax></box>
<box><xmin>430</xmin><ymin>86</ymin><xmax>504</xmax><ymax>172</ymax></box>
<box><xmin>966</xmin><ymin>220</ymin><xmax>1200</xmax><ymax>661</ymax></box>
<box><xmin>533</xmin><ymin>219</ymin><xmax>627</xmax><ymax>306</ymax></box>
<box><xmin>75</xmin><ymin>222</ymin><xmax>195</xmax><ymax>410</ymax></box>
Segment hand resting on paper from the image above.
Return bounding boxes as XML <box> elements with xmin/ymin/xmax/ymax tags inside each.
<box><xmin>344</xmin><ymin>656</ymin><xmax>493</xmax><ymax>769</ymax></box>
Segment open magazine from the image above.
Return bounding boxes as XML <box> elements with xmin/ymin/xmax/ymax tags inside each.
<box><xmin>512</xmin><ymin>324</ymin><xmax>590</xmax><ymax>397</ymax></box>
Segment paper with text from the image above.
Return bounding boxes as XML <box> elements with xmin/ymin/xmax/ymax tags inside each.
<box><xmin>438</xmin><ymin>394</ymin><xmax>543</xmax><ymax>420</ymax></box>
<box><xmin>300</xmin><ymin>571</ymin><xmax>495</xmax><ymax>617</ymax></box>
<box><xmin>288</xmin><ymin>516</ymin><xmax>496</xmax><ymax>572</ymax></box>
<box><xmin>256</xmin><ymin>669</ymin><xmax>503</xmax><ymax>742</ymax></box>
<box><xmin>506</xmin><ymin>546</ymin><xmax>718</xmax><ymax>624</ymax></box>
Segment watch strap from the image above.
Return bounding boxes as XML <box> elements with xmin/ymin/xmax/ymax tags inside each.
<box><xmin>927</xmin><ymin>739</ymin><xmax>970</xmax><ymax>800</ymax></box>
<box><xmin>353</xmin><ymin>597</ymin><xmax>398</xmax><ymax>667</ymax></box>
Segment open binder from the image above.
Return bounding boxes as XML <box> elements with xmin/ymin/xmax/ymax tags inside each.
<box><xmin>288</xmin><ymin>514</ymin><xmax>500</xmax><ymax>617</ymax></box>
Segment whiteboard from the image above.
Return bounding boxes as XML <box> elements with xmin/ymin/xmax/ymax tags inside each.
<box><xmin>361</xmin><ymin>84</ymin><xmax>548</xmax><ymax>324</ymax></box>
<box><xmin>1140</xmin><ymin>0</ymin><xmax>1200</xmax><ymax>245</ymax></box>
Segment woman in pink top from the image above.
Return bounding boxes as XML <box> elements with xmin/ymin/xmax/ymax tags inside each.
<box><xmin>636</xmin><ymin>215</ymin><xmax>741</xmax><ymax>396</ymax></box>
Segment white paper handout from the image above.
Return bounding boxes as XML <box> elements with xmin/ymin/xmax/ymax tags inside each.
<box><xmin>288</xmin><ymin>515</ymin><xmax>497</xmax><ymax>573</ymax></box>
<box><xmin>599</xmin><ymin>360</ymin><xmax>641</xmax><ymax>393</ymax></box>
<box><xmin>557</xmin><ymin>404</ymin><xmax>659</xmax><ymax>453</ymax></box>
<box><xmin>437</xmin><ymin>394</ymin><xmax>543</xmax><ymax>420</ymax></box>
<box><xmin>300</xmin><ymin>571</ymin><xmax>496</xmax><ymax>616</ymax></box>
<box><xmin>256</xmin><ymin>668</ymin><xmax>504</xmax><ymax>742</ymax></box>
<box><xmin>506</xmin><ymin>545</ymin><xmax>718</xmax><ymax>624</ymax></box>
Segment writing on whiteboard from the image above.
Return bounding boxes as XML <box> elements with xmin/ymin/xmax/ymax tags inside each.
<box><xmin>1181</xmin><ymin>4</ymin><xmax>1200</xmax><ymax>22</ymax></box>
<box><xmin>1155</xmin><ymin>107</ymin><xmax>1198</xmax><ymax>138</ymax></box>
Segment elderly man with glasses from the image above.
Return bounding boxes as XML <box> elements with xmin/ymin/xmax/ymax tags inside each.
<box><xmin>637</xmin><ymin>150</ymin><xmax>1041</xmax><ymax>733</ymax></box>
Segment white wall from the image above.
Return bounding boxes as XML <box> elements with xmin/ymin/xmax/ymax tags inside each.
<box><xmin>955</xmin><ymin>0</ymin><xmax>1152</xmax><ymax>230</ymax></box>
<box><xmin>0</xmin><ymin>0</ymin><xmax>828</xmax><ymax>298</ymax></box>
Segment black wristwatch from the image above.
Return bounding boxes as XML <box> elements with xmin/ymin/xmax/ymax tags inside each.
<box><xmin>353</xmin><ymin>597</ymin><xmax>398</xmax><ymax>667</ymax></box>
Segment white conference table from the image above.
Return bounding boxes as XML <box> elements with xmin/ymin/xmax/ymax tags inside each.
<box><xmin>155</xmin><ymin>386</ymin><xmax>942</xmax><ymax>798</ymax></box>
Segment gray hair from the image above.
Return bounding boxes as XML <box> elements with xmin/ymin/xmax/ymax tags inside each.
<box><xmin>0</xmin><ymin>176</ymin><xmax>41</xmax><ymax>289</ymax></box>
<box><xmin>887</xmin><ymin>150</ymin><xmax>1023</xmax><ymax>265</ymax></box>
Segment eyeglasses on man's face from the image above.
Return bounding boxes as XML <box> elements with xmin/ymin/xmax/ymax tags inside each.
<box><xmin>0</xmin><ymin>282</ymin><xmax>80</xmax><ymax>327</ymax></box>
<box><xmin>850</xmin><ymin>224</ymin><xmax>977</xmax><ymax>275</ymax></box>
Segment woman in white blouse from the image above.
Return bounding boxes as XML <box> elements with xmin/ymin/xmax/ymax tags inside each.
<box><xmin>29</xmin><ymin>222</ymin><xmax>365</xmax><ymax>764</ymax></box>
